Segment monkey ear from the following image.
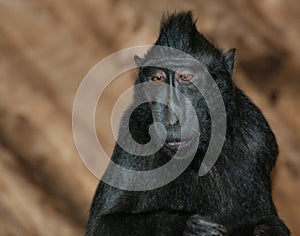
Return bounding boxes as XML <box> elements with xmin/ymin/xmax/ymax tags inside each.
<box><xmin>225</xmin><ymin>48</ymin><xmax>236</xmax><ymax>77</ymax></box>
<box><xmin>134</xmin><ymin>55</ymin><xmax>144</xmax><ymax>67</ymax></box>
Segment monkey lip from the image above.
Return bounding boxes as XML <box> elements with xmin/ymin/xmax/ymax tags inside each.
<box><xmin>166</xmin><ymin>140</ymin><xmax>190</xmax><ymax>148</ymax></box>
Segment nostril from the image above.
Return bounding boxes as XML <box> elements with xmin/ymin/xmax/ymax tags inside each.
<box><xmin>163</xmin><ymin>105</ymin><xmax>180</xmax><ymax>127</ymax></box>
<box><xmin>172</xmin><ymin>119</ymin><xmax>179</xmax><ymax>126</ymax></box>
<box><xmin>168</xmin><ymin>113</ymin><xmax>179</xmax><ymax>126</ymax></box>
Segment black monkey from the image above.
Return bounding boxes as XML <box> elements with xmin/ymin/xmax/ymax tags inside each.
<box><xmin>86</xmin><ymin>12</ymin><xmax>290</xmax><ymax>236</ymax></box>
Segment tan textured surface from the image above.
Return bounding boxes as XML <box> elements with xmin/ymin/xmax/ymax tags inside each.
<box><xmin>0</xmin><ymin>1</ymin><xmax>299</xmax><ymax>235</ymax></box>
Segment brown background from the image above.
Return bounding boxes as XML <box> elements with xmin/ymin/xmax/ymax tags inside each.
<box><xmin>0</xmin><ymin>1</ymin><xmax>300</xmax><ymax>235</ymax></box>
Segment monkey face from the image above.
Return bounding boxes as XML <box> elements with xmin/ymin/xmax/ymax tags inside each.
<box><xmin>133</xmin><ymin>44</ymin><xmax>232</xmax><ymax>155</ymax></box>
<box><xmin>140</xmin><ymin>65</ymin><xmax>206</xmax><ymax>149</ymax></box>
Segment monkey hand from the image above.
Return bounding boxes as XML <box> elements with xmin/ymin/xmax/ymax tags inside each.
<box><xmin>253</xmin><ymin>217</ymin><xmax>290</xmax><ymax>236</ymax></box>
<box><xmin>183</xmin><ymin>215</ymin><xmax>228</xmax><ymax>236</ymax></box>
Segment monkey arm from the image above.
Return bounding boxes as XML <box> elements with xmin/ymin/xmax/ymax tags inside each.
<box><xmin>182</xmin><ymin>214</ymin><xmax>289</xmax><ymax>236</ymax></box>
<box><xmin>87</xmin><ymin>211</ymin><xmax>232</xmax><ymax>236</ymax></box>
<box><xmin>86</xmin><ymin>211</ymin><xmax>191</xmax><ymax>236</ymax></box>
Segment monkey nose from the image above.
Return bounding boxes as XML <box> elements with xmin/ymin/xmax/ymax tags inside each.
<box><xmin>167</xmin><ymin>111</ymin><xmax>179</xmax><ymax>126</ymax></box>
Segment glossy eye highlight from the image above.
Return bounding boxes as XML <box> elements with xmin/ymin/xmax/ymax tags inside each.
<box><xmin>180</xmin><ymin>73</ymin><xmax>193</xmax><ymax>81</ymax></box>
<box><xmin>151</xmin><ymin>70</ymin><xmax>167</xmax><ymax>83</ymax></box>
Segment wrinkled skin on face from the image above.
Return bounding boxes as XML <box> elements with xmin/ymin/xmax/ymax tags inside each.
<box><xmin>142</xmin><ymin>64</ymin><xmax>203</xmax><ymax>148</ymax></box>
<box><xmin>133</xmin><ymin>45</ymin><xmax>234</xmax><ymax>153</ymax></box>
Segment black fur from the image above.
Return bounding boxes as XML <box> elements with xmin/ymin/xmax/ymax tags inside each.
<box><xmin>86</xmin><ymin>12</ymin><xmax>290</xmax><ymax>236</ymax></box>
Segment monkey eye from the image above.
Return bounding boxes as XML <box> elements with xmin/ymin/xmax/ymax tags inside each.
<box><xmin>151</xmin><ymin>70</ymin><xmax>167</xmax><ymax>83</ymax></box>
<box><xmin>152</xmin><ymin>75</ymin><xmax>166</xmax><ymax>83</ymax></box>
<box><xmin>180</xmin><ymin>73</ymin><xmax>193</xmax><ymax>81</ymax></box>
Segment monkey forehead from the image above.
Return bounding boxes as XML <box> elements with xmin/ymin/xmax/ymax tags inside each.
<box><xmin>142</xmin><ymin>57</ymin><xmax>207</xmax><ymax>73</ymax></box>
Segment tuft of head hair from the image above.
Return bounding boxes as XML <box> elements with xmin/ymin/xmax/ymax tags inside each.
<box><xmin>155</xmin><ymin>11</ymin><xmax>221</xmax><ymax>58</ymax></box>
<box><xmin>136</xmin><ymin>11</ymin><xmax>236</xmax><ymax>77</ymax></box>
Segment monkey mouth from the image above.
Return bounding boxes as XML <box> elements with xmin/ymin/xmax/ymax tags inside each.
<box><xmin>166</xmin><ymin>140</ymin><xmax>190</xmax><ymax>148</ymax></box>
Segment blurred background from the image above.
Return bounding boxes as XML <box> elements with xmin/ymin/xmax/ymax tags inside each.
<box><xmin>0</xmin><ymin>0</ymin><xmax>300</xmax><ymax>235</ymax></box>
